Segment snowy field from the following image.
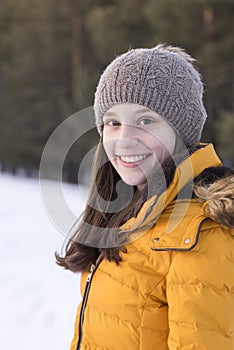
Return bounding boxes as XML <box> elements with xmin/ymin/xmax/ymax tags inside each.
<box><xmin>0</xmin><ymin>172</ymin><xmax>85</xmax><ymax>350</ymax></box>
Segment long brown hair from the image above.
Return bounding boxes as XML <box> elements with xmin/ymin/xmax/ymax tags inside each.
<box><xmin>55</xmin><ymin>138</ymin><xmax>146</xmax><ymax>272</ymax></box>
<box><xmin>55</xmin><ymin>137</ymin><xmax>196</xmax><ymax>273</ymax></box>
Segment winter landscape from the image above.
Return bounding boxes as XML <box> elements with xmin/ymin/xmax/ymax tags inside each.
<box><xmin>0</xmin><ymin>172</ymin><xmax>85</xmax><ymax>350</ymax></box>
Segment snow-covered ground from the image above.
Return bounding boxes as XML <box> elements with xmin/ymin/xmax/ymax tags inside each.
<box><xmin>0</xmin><ymin>172</ymin><xmax>85</xmax><ymax>350</ymax></box>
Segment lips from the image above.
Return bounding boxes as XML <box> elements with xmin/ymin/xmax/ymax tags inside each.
<box><xmin>117</xmin><ymin>154</ymin><xmax>150</xmax><ymax>169</ymax></box>
<box><xmin>119</xmin><ymin>155</ymin><xmax>148</xmax><ymax>163</ymax></box>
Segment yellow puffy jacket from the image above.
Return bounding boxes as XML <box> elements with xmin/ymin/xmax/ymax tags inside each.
<box><xmin>70</xmin><ymin>144</ymin><xmax>234</xmax><ymax>350</ymax></box>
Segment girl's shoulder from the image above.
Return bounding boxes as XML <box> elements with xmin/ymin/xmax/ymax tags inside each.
<box><xmin>147</xmin><ymin>165</ymin><xmax>234</xmax><ymax>252</ymax></box>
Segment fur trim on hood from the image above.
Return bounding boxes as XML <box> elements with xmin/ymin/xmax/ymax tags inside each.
<box><xmin>194</xmin><ymin>166</ymin><xmax>234</xmax><ymax>228</ymax></box>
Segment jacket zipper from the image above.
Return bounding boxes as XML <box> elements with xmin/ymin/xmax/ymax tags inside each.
<box><xmin>76</xmin><ymin>253</ymin><xmax>103</xmax><ymax>350</ymax></box>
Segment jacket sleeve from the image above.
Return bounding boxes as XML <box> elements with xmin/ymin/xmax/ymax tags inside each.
<box><xmin>166</xmin><ymin>226</ymin><xmax>234</xmax><ymax>349</ymax></box>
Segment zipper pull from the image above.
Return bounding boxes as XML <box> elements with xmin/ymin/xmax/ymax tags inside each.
<box><xmin>86</xmin><ymin>263</ymin><xmax>95</xmax><ymax>283</ymax></box>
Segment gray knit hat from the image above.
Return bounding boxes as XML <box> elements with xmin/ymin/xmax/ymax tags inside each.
<box><xmin>94</xmin><ymin>44</ymin><xmax>207</xmax><ymax>148</ymax></box>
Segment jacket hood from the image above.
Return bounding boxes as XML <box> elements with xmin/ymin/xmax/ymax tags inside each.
<box><xmin>120</xmin><ymin>144</ymin><xmax>234</xmax><ymax>235</ymax></box>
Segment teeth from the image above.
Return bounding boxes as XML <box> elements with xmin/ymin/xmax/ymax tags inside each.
<box><xmin>120</xmin><ymin>155</ymin><xmax>147</xmax><ymax>163</ymax></box>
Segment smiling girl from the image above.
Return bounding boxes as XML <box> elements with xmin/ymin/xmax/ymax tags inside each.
<box><xmin>103</xmin><ymin>103</ymin><xmax>176</xmax><ymax>190</ymax></box>
<box><xmin>56</xmin><ymin>44</ymin><xmax>234</xmax><ymax>350</ymax></box>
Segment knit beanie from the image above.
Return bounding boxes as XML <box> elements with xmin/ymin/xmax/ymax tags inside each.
<box><xmin>94</xmin><ymin>44</ymin><xmax>207</xmax><ymax>148</ymax></box>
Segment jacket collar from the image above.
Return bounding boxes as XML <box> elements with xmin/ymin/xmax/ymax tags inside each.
<box><xmin>120</xmin><ymin>143</ymin><xmax>222</xmax><ymax>234</ymax></box>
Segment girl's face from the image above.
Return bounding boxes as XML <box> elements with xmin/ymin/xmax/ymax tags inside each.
<box><xmin>103</xmin><ymin>103</ymin><xmax>176</xmax><ymax>190</ymax></box>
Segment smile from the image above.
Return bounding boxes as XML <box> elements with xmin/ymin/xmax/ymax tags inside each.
<box><xmin>119</xmin><ymin>155</ymin><xmax>148</xmax><ymax>163</ymax></box>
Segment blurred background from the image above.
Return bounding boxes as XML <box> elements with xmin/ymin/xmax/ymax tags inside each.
<box><xmin>0</xmin><ymin>0</ymin><xmax>233</xmax><ymax>180</ymax></box>
<box><xmin>0</xmin><ymin>1</ymin><xmax>233</xmax><ymax>349</ymax></box>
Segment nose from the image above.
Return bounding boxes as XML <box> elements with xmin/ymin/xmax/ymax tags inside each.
<box><xmin>119</xmin><ymin>122</ymin><xmax>137</xmax><ymax>139</ymax></box>
<box><xmin>116</xmin><ymin>122</ymin><xmax>139</xmax><ymax>148</ymax></box>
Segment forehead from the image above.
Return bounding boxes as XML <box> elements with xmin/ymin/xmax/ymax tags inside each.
<box><xmin>103</xmin><ymin>103</ymin><xmax>161</xmax><ymax>118</ymax></box>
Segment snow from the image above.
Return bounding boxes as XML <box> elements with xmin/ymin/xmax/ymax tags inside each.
<box><xmin>0</xmin><ymin>172</ymin><xmax>85</xmax><ymax>350</ymax></box>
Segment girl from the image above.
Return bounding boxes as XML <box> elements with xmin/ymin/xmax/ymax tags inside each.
<box><xmin>56</xmin><ymin>44</ymin><xmax>234</xmax><ymax>349</ymax></box>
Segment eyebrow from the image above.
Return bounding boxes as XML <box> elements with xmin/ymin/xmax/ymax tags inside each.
<box><xmin>103</xmin><ymin>107</ymin><xmax>153</xmax><ymax>117</ymax></box>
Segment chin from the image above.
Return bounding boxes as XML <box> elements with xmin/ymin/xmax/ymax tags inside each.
<box><xmin>122</xmin><ymin>177</ymin><xmax>146</xmax><ymax>188</ymax></box>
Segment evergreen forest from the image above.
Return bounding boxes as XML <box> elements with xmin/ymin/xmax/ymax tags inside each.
<box><xmin>0</xmin><ymin>0</ymin><xmax>233</xmax><ymax>181</ymax></box>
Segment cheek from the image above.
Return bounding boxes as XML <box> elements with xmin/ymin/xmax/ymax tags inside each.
<box><xmin>152</xmin><ymin>129</ymin><xmax>176</xmax><ymax>155</ymax></box>
<box><xmin>161</xmin><ymin>138</ymin><xmax>176</xmax><ymax>155</ymax></box>
<box><xmin>150</xmin><ymin>137</ymin><xmax>175</xmax><ymax>161</ymax></box>
<box><xmin>103</xmin><ymin>134</ymin><xmax>115</xmax><ymax>161</ymax></box>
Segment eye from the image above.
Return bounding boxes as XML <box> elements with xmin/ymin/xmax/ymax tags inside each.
<box><xmin>138</xmin><ymin>118</ymin><xmax>154</xmax><ymax>125</ymax></box>
<box><xmin>104</xmin><ymin>119</ymin><xmax>121</xmax><ymax>127</ymax></box>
